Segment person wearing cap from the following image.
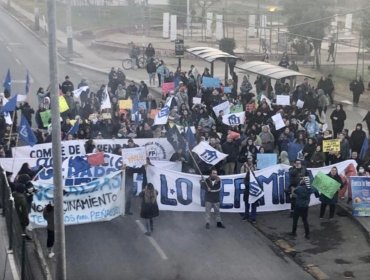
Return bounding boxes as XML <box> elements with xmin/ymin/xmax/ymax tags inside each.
<box><xmin>61</xmin><ymin>75</ymin><xmax>74</xmax><ymax>95</ymax></box>
<box><xmin>290</xmin><ymin>177</ymin><xmax>316</xmax><ymax>239</ymax></box>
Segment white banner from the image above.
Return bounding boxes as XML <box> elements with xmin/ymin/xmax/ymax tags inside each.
<box><xmin>147</xmin><ymin>160</ymin><xmax>357</xmax><ymax>212</ymax></box>
<box><xmin>12</xmin><ymin>140</ymin><xmax>86</xmax><ymax>158</ymax></box>
<box><xmin>276</xmin><ymin>95</ymin><xmax>290</xmax><ymax>106</ymax></box>
<box><xmin>222</xmin><ymin>111</ymin><xmax>246</xmax><ymax>126</ymax></box>
<box><xmin>30</xmin><ymin>171</ymin><xmax>124</xmax><ymax>227</ymax></box>
<box><xmin>213</xmin><ymin>101</ymin><xmax>230</xmax><ymax>116</ymax></box>
<box><xmin>122</xmin><ymin>147</ymin><xmax>147</xmax><ymax>167</ymax></box>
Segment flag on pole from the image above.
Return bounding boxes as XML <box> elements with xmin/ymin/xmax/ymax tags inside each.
<box><xmin>100</xmin><ymin>86</ymin><xmax>111</xmax><ymax>110</ymax></box>
<box><xmin>222</xmin><ymin>111</ymin><xmax>246</xmax><ymax>126</ymax></box>
<box><xmin>65</xmin><ymin>119</ymin><xmax>80</xmax><ymax>139</ymax></box>
<box><xmin>0</xmin><ymin>94</ymin><xmax>17</xmax><ymax>113</ymax></box>
<box><xmin>18</xmin><ymin>115</ymin><xmax>37</xmax><ymax>146</ymax></box>
<box><xmin>72</xmin><ymin>86</ymin><xmax>89</xmax><ymax>98</ymax></box>
<box><xmin>248</xmin><ymin>170</ymin><xmax>264</xmax><ymax>204</ymax></box>
<box><xmin>3</xmin><ymin>69</ymin><xmax>11</xmax><ymax>92</ymax></box>
<box><xmin>192</xmin><ymin>141</ymin><xmax>228</xmax><ymax>165</ymax></box>
<box><xmin>69</xmin><ymin>156</ymin><xmax>90</xmax><ymax>175</ymax></box>
<box><xmin>154</xmin><ymin>96</ymin><xmax>173</xmax><ymax>125</ymax></box>
<box><xmin>166</xmin><ymin>125</ymin><xmax>185</xmax><ymax>151</ymax></box>
<box><xmin>87</xmin><ymin>152</ymin><xmax>105</xmax><ymax>166</ymax></box>
<box><xmin>359</xmin><ymin>137</ymin><xmax>369</xmax><ymax>161</ymax></box>
<box><xmin>25</xmin><ymin>71</ymin><xmax>30</xmax><ymax>95</ymax></box>
<box><xmin>185</xmin><ymin>126</ymin><xmax>196</xmax><ymax>150</ymax></box>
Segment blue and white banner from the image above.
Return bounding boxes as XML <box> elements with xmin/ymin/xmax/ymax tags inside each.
<box><xmin>192</xmin><ymin>141</ymin><xmax>228</xmax><ymax>165</ymax></box>
<box><xmin>351</xmin><ymin>176</ymin><xmax>370</xmax><ymax>216</ymax></box>
<box><xmin>222</xmin><ymin>111</ymin><xmax>245</xmax><ymax>126</ymax></box>
<box><xmin>154</xmin><ymin>96</ymin><xmax>173</xmax><ymax>125</ymax></box>
<box><xmin>30</xmin><ymin>171</ymin><xmax>124</xmax><ymax>227</ymax></box>
<box><xmin>249</xmin><ymin>171</ymin><xmax>264</xmax><ymax>204</ymax></box>
<box><xmin>147</xmin><ymin>160</ymin><xmax>357</xmax><ymax>212</ymax></box>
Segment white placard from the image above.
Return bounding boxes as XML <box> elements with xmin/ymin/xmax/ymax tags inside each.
<box><xmin>122</xmin><ymin>147</ymin><xmax>147</xmax><ymax>168</ymax></box>
<box><xmin>271</xmin><ymin>113</ymin><xmax>286</xmax><ymax>130</ymax></box>
<box><xmin>193</xmin><ymin>97</ymin><xmax>201</xmax><ymax>104</ymax></box>
<box><xmin>276</xmin><ymin>95</ymin><xmax>290</xmax><ymax>106</ymax></box>
<box><xmin>296</xmin><ymin>99</ymin><xmax>304</xmax><ymax>109</ymax></box>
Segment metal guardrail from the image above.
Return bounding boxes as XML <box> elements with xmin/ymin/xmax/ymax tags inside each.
<box><xmin>0</xmin><ymin>168</ymin><xmax>46</xmax><ymax>280</ymax></box>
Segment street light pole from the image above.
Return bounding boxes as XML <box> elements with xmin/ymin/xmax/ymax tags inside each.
<box><xmin>187</xmin><ymin>0</ymin><xmax>190</xmax><ymax>36</ymax></box>
<box><xmin>46</xmin><ymin>0</ymin><xmax>66</xmax><ymax>279</ymax></box>
<box><xmin>66</xmin><ymin>0</ymin><xmax>73</xmax><ymax>55</ymax></box>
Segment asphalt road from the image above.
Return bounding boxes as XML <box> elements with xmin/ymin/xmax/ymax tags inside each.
<box><xmin>1</xmin><ymin>4</ymin><xmax>370</xmax><ymax>280</ymax></box>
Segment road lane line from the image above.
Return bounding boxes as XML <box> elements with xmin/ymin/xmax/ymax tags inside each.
<box><xmin>135</xmin><ymin>220</ymin><xmax>168</xmax><ymax>260</ymax></box>
<box><xmin>6</xmin><ymin>46</ymin><xmax>12</xmax><ymax>52</ymax></box>
<box><xmin>15</xmin><ymin>58</ymin><xmax>21</xmax><ymax>65</ymax></box>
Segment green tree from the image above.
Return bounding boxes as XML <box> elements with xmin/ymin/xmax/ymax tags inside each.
<box><xmin>282</xmin><ymin>0</ymin><xmax>331</xmax><ymax>69</ymax></box>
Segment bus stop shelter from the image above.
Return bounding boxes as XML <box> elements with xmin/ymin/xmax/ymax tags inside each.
<box><xmin>235</xmin><ymin>61</ymin><xmax>314</xmax><ymax>87</ymax></box>
<box><xmin>186</xmin><ymin>47</ymin><xmax>240</xmax><ymax>80</ymax></box>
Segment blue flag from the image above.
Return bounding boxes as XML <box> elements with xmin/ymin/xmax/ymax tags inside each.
<box><xmin>18</xmin><ymin>115</ymin><xmax>37</xmax><ymax>146</ymax></box>
<box><xmin>360</xmin><ymin>137</ymin><xmax>369</xmax><ymax>161</ymax></box>
<box><xmin>69</xmin><ymin>156</ymin><xmax>90</xmax><ymax>175</ymax></box>
<box><xmin>185</xmin><ymin>126</ymin><xmax>196</xmax><ymax>150</ymax></box>
<box><xmin>25</xmin><ymin>71</ymin><xmax>30</xmax><ymax>95</ymax></box>
<box><xmin>3</xmin><ymin>69</ymin><xmax>11</xmax><ymax>92</ymax></box>
<box><xmin>65</xmin><ymin>119</ymin><xmax>80</xmax><ymax>139</ymax></box>
<box><xmin>0</xmin><ymin>94</ymin><xmax>17</xmax><ymax>113</ymax></box>
<box><xmin>167</xmin><ymin>126</ymin><xmax>185</xmax><ymax>151</ymax></box>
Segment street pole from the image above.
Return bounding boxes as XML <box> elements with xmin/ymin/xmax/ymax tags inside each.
<box><xmin>34</xmin><ymin>0</ymin><xmax>40</xmax><ymax>31</ymax></box>
<box><xmin>66</xmin><ymin>0</ymin><xmax>73</xmax><ymax>55</ymax></box>
<box><xmin>186</xmin><ymin>0</ymin><xmax>190</xmax><ymax>37</ymax></box>
<box><xmin>47</xmin><ymin>0</ymin><xmax>66</xmax><ymax>278</ymax></box>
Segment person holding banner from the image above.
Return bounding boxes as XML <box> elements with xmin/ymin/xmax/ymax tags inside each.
<box><xmin>139</xmin><ymin>183</ymin><xmax>159</xmax><ymax>236</ymax></box>
<box><xmin>200</xmin><ymin>169</ymin><xmax>225</xmax><ymax>229</ymax></box>
<box><xmin>319</xmin><ymin>167</ymin><xmax>343</xmax><ymax>220</ymax></box>
<box><xmin>242</xmin><ymin>164</ymin><xmax>258</xmax><ymax>223</ymax></box>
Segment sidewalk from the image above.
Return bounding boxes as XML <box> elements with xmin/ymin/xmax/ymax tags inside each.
<box><xmin>0</xmin><ymin>215</ymin><xmax>16</xmax><ymax>280</ymax></box>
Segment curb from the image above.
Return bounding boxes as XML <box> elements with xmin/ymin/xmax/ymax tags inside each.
<box><xmin>337</xmin><ymin>202</ymin><xmax>370</xmax><ymax>244</ymax></box>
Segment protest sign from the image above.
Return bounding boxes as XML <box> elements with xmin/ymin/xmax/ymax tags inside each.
<box><xmin>276</xmin><ymin>95</ymin><xmax>290</xmax><ymax>106</ymax></box>
<box><xmin>162</xmin><ymin>82</ymin><xmax>175</xmax><ymax>96</ymax></box>
<box><xmin>271</xmin><ymin>113</ymin><xmax>285</xmax><ymax>130</ymax></box>
<box><xmin>230</xmin><ymin>104</ymin><xmax>243</xmax><ymax>113</ymax></box>
<box><xmin>101</xmin><ymin>113</ymin><xmax>112</xmax><ymax>120</ymax></box>
<box><xmin>213</xmin><ymin>101</ymin><xmax>230</xmax><ymax>116</ymax></box>
<box><xmin>322</xmin><ymin>139</ymin><xmax>340</xmax><ymax>152</ymax></box>
<box><xmin>257</xmin><ymin>153</ymin><xmax>277</xmax><ymax>170</ymax></box>
<box><xmin>202</xmin><ymin>77</ymin><xmax>220</xmax><ymax>88</ymax></box>
<box><xmin>222</xmin><ymin>111</ymin><xmax>245</xmax><ymax>126</ymax></box>
<box><xmin>119</xmin><ymin>99</ymin><xmax>133</xmax><ymax>110</ymax></box>
<box><xmin>351</xmin><ymin>176</ymin><xmax>370</xmax><ymax>216</ymax></box>
<box><xmin>59</xmin><ymin>95</ymin><xmax>69</xmax><ymax>113</ymax></box>
<box><xmin>40</xmin><ymin>110</ymin><xmax>51</xmax><ymax>128</ymax></box>
<box><xmin>122</xmin><ymin>147</ymin><xmax>147</xmax><ymax>168</ymax></box>
<box><xmin>223</xmin><ymin>87</ymin><xmax>232</xmax><ymax>94</ymax></box>
<box><xmin>311</xmin><ymin>171</ymin><xmax>341</xmax><ymax>199</ymax></box>
<box><xmin>192</xmin><ymin>97</ymin><xmax>202</xmax><ymax>105</ymax></box>
<box><xmin>296</xmin><ymin>99</ymin><xmax>304</xmax><ymax>109</ymax></box>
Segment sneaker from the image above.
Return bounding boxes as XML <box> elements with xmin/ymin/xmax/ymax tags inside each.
<box><xmin>242</xmin><ymin>217</ymin><xmax>248</xmax><ymax>221</ymax></box>
<box><xmin>48</xmin><ymin>252</ymin><xmax>55</xmax><ymax>258</ymax></box>
<box><xmin>145</xmin><ymin>232</ymin><xmax>151</xmax><ymax>236</ymax></box>
<box><xmin>205</xmin><ymin>223</ymin><xmax>210</xmax><ymax>229</ymax></box>
<box><xmin>216</xmin><ymin>222</ymin><xmax>225</xmax><ymax>229</ymax></box>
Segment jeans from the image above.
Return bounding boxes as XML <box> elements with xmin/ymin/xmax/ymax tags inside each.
<box><xmin>292</xmin><ymin>206</ymin><xmax>310</xmax><ymax>236</ymax></box>
<box><xmin>320</xmin><ymin>203</ymin><xmax>336</xmax><ymax>219</ymax></box>
<box><xmin>223</xmin><ymin>162</ymin><xmax>235</xmax><ymax>175</ymax></box>
<box><xmin>47</xmin><ymin>229</ymin><xmax>55</xmax><ymax>249</ymax></box>
<box><xmin>244</xmin><ymin>201</ymin><xmax>257</xmax><ymax>221</ymax></box>
<box><xmin>205</xmin><ymin>202</ymin><xmax>222</xmax><ymax>224</ymax></box>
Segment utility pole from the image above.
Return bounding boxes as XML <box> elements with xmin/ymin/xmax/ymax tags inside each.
<box><xmin>66</xmin><ymin>0</ymin><xmax>73</xmax><ymax>55</ymax></box>
<box><xmin>46</xmin><ymin>0</ymin><xmax>66</xmax><ymax>279</ymax></box>
<box><xmin>186</xmin><ymin>0</ymin><xmax>190</xmax><ymax>36</ymax></box>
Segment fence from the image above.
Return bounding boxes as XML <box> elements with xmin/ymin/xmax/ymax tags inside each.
<box><xmin>0</xmin><ymin>168</ymin><xmax>46</xmax><ymax>280</ymax></box>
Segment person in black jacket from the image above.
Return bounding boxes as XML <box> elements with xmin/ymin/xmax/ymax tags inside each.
<box><xmin>139</xmin><ymin>183</ymin><xmax>159</xmax><ymax>236</ymax></box>
<box><xmin>350</xmin><ymin>76</ymin><xmax>365</xmax><ymax>106</ymax></box>
<box><xmin>287</xmin><ymin>160</ymin><xmax>309</xmax><ymax>217</ymax></box>
<box><xmin>349</xmin><ymin>123</ymin><xmax>366</xmax><ymax>153</ymax></box>
<box><xmin>61</xmin><ymin>75</ymin><xmax>74</xmax><ymax>94</ymax></box>
<box><xmin>330</xmin><ymin>104</ymin><xmax>346</xmax><ymax>138</ymax></box>
<box><xmin>290</xmin><ymin>178</ymin><xmax>316</xmax><ymax>239</ymax></box>
<box><xmin>362</xmin><ymin>110</ymin><xmax>370</xmax><ymax>134</ymax></box>
<box><xmin>200</xmin><ymin>169</ymin><xmax>225</xmax><ymax>229</ymax></box>
<box><xmin>319</xmin><ymin>167</ymin><xmax>343</xmax><ymax>219</ymax></box>
<box><xmin>242</xmin><ymin>164</ymin><xmax>259</xmax><ymax>223</ymax></box>
<box><xmin>43</xmin><ymin>203</ymin><xmax>55</xmax><ymax>258</ymax></box>
<box><xmin>221</xmin><ymin>135</ymin><xmax>241</xmax><ymax>175</ymax></box>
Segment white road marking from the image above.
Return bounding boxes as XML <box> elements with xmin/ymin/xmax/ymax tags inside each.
<box><xmin>1</xmin><ymin>216</ymin><xmax>20</xmax><ymax>280</ymax></box>
<box><xmin>135</xmin><ymin>220</ymin><xmax>168</xmax><ymax>260</ymax></box>
<box><xmin>15</xmin><ymin>58</ymin><xmax>21</xmax><ymax>65</ymax></box>
<box><xmin>11</xmin><ymin>79</ymin><xmax>34</xmax><ymax>84</ymax></box>
<box><xmin>6</xmin><ymin>46</ymin><xmax>12</xmax><ymax>52</ymax></box>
